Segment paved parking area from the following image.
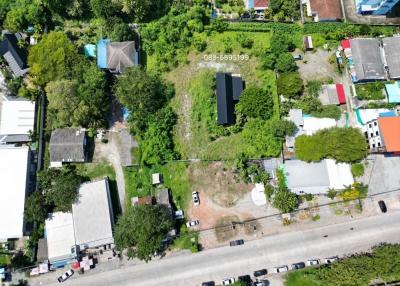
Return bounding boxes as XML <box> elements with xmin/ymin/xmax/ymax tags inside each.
<box><xmin>361</xmin><ymin>154</ymin><xmax>400</xmax><ymax>195</ymax></box>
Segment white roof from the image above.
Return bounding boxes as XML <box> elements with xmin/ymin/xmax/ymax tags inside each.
<box><xmin>45</xmin><ymin>212</ymin><xmax>75</xmax><ymax>261</ymax></box>
<box><xmin>0</xmin><ymin>95</ymin><xmax>35</xmax><ymax>135</ymax></box>
<box><xmin>303</xmin><ymin>117</ymin><xmax>337</xmax><ymax>135</ymax></box>
<box><xmin>72</xmin><ymin>179</ymin><xmax>114</xmax><ymax>248</ymax></box>
<box><xmin>356</xmin><ymin>109</ymin><xmax>391</xmax><ymax>128</ymax></box>
<box><xmin>325</xmin><ymin>159</ymin><xmax>354</xmax><ymax>189</ymax></box>
<box><xmin>284</xmin><ymin>159</ymin><xmax>353</xmax><ymax>194</ymax></box>
<box><xmin>0</xmin><ymin>146</ymin><xmax>29</xmax><ymax>240</ymax></box>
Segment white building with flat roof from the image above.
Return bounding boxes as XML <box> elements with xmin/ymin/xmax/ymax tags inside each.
<box><xmin>0</xmin><ymin>95</ymin><xmax>35</xmax><ymax>143</ymax></box>
<box><xmin>0</xmin><ymin>146</ymin><xmax>30</xmax><ymax>241</ymax></box>
<box><xmin>44</xmin><ymin>212</ymin><xmax>76</xmax><ymax>263</ymax></box>
<box><xmin>44</xmin><ymin>179</ymin><xmax>114</xmax><ymax>265</ymax></box>
<box><xmin>283</xmin><ymin>159</ymin><xmax>354</xmax><ymax>195</ymax></box>
<box><xmin>72</xmin><ymin>179</ymin><xmax>114</xmax><ymax>248</ymax></box>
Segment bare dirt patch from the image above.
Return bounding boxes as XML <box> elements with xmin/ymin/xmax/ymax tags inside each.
<box><xmin>189</xmin><ymin>162</ymin><xmax>252</xmax><ymax>207</ymax></box>
<box><xmin>215</xmin><ymin>215</ymin><xmax>240</xmax><ymax>242</ymax></box>
<box><xmin>297</xmin><ymin>49</ymin><xmax>341</xmax><ymax>82</ymax></box>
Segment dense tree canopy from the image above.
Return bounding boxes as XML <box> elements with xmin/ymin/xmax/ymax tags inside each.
<box><xmin>140</xmin><ymin>107</ymin><xmax>178</xmax><ymax>165</ymax></box>
<box><xmin>272</xmin><ymin>189</ymin><xmax>299</xmax><ymax>213</ymax></box>
<box><xmin>37</xmin><ymin>166</ymin><xmax>82</xmax><ymax>212</ymax></box>
<box><xmin>28</xmin><ymin>32</ymin><xmax>77</xmax><ymax>86</ymax></box>
<box><xmin>236</xmin><ymin>86</ymin><xmax>274</xmax><ymax>120</ymax></box>
<box><xmin>114</xmin><ymin>205</ymin><xmax>173</xmax><ymax>262</ymax></box>
<box><xmin>45</xmin><ymin>59</ymin><xmax>109</xmax><ymax>129</ymax></box>
<box><xmin>3</xmin><ymin>0</ymin><xmax>46</xmax><ymax>32</ymax></box>
<box><xmin>114</xmin><ymin>66</ymin><xmax>172</xmax><ymax>133</ymax></box>
<box><xmin>24</xmin><ymin>191</ymin><xmax>47</xmax><ymax>223</ymax></box>
<box><xmin>295</xmin><ymin>127</ymin><xmax>369</xmax><ymax>163</ymax></box>
<box><xmin>277</xmin><ymin>72</ymin><xmax>304</xmax><ymax>99</ymax></box>
<box><xmin>276</xmin><ymin>53</ymin><xmax>297</xmax><ymax>73</ymax></box>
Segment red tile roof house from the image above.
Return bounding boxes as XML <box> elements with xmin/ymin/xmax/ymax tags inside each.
<box><xmin>244</xmin><ymin>0</ymin><xmax>269</xmax><ymax>10</ymax></box>
<box><xmin>378</xmin><ymin>117</ymin><xmax>400</xmax><ymax>154</ymax></box>
<box><xmin>306</xmin><ymin>0</ymin><xmax>342</xmax><ymax>21</ymax></box>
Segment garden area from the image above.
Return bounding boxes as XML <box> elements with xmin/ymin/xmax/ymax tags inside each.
<box><xmin>355</xmin><ymin>82</ymin><xmax>386</xmax><ymax>100</ymax></box>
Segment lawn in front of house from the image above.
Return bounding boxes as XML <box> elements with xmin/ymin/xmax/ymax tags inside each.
<box><xmin>75</xmin><ymin>160</ymin><xmax>116</xmax><ymax>180</ymax></box>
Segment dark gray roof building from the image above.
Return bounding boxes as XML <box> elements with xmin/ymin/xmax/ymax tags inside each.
<box><xmin>106</xmin><ymin>41</ymin><xmax>136</xmax><ymax>73</ymax></box>
<box><xmin>382</xmin><ymin>36</ymin><xmax>400</xmax><ymax>79</ymax></box>
<box><xmin>49</xmin><ymin>128</ymin><xmax>87</xmax><ymax>167</ymax></box>
<box><xmin>216</xmin><ymin>73</ymin><xmax>244</xmax><ymax>125</ymax></box>
<box><xmin>0</xmin><ymin>33</ymin><xmax>29</xmax><ymax>77</ymax></box>
<box><xmin>350</xmin><ymin>38</ymin><xmax>386</xmax><ymax>82</ymax></box>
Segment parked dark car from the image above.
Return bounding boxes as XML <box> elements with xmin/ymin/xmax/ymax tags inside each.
<box><xmin>201</xmin><ymin>282</ymin><xmax>215</xmax><ymax>286</ymax></box>
<box><xmin>254</xmin><ymin>269</ymin><xmax>268</xmax><ymax>277</ymax></box>
<box><xmin>238</xmin><ymin>275</ymin><xmax>252</xmax><ymax>285</ymax></box>
<box><xmin>378</xmin><ymin>200</ymin><xmax>387</xmax><ymax>213</ymax></box>
<box><xmin>230</xmin><ymin>239</ymin><xmax>244</xmax><ymax>247</ymax></box>
<box><xmin>291</xmin><ymin>262</ymin><xmax>306</xmax><ymax>270</ymax></box>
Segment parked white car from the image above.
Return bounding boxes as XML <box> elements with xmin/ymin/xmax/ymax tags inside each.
<box><xmin>221</xmin><ymin>277</ymin><xmax>235</xmax><ymax>285</ymax></box>
<box><xmin>186</xmin><ymin>220</ymin><xmax>199</xmax><ymax>228</ymax></box>
<box><xmin>324</xmin><ymin>256</ymin><xmax>339</xmax><ymax>264</ymax></box>
<box><xmin>192</xmin><ymin>191</ymin><xmax>200</xmax><ymax>206</ymax></box>
<box><xmin>306</xmin><ymin>259</ymin><xmax>320</xmax><ymax>266</ymax></box>
<box><xmin>274</xmin><ymin>265</ymin><xmax>289</xmax><ymax>273</ymax></box>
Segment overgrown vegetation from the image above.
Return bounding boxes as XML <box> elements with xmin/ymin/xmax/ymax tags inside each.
<box><xmin>285</xmin><ymin>243</ymin><xmax>400</xmax><ymax>286</ymax></box>
<box><xmin>351</xmin><ymin>163</ymin><xmax>365</xmax><ymax>178</ymax></box>
<box><xmin>295</xmin><ymin>127</ymin><xmax>369</xmax><ymax>163</ymax></box>
<box><xmin>114</xmin><ymin>205</ymin><xmax>173</xmax><ymax>262</ymax></box>
<box><xmin>355</xmin><ymin>82</ymin><xmax>386</xmax><ymax>100</ymax></box>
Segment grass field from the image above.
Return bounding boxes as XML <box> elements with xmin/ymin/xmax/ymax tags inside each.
<box><xmin>285</xmin><ymin>271</ymin><xmax>322</xmax><ymax>286</ymax></box>
<box><xmin>76</xmin><ymin>160</ymin><xmax>116</xmax><ymax>180</ymax></box>
<box><xmin>124</xmin><ymin>162</ymin><xmax>190</xmax><ymax>210</ymax></box>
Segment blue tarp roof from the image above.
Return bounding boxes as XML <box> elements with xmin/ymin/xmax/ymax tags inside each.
<box><xmin>385</xmin><ymin>82</ymin><xmax>400</xmax><ymax>103</ymax></box>
<box><xmin>97</xmin><ymin>39</ymin><xmax>110</xmax><ymax>69</ymax></box>
<box><xmin>84</xmin><ymin>44</ymin><xmax>96</xmax><ymax>58</ymax></box>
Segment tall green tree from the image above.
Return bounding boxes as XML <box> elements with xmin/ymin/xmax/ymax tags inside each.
<box><xmin>28</xmin><ymin>31</ymin><xmax>77</xmax><ymax>86</ymax></box>
<box><xmin>276</xmin><ymin>53</ymin><xmax>297</xmax><ymax>73</ymax></box>
<box><xmin>235</xmin><ymin>86</ymin><xmax>274</xmax><ymax>120</ymax></box>
<box><xmin>3</xmin><ymin>0</ymin><xmax>45</xmax><ymax>32</ymax></box>
<box><xmin>114</xmin><ymin>205</ymin><xmax>173</xmax><ymax>262</ymax></box>
<box><xmin>37</xmin><ymin>166</ymin><xmax>82</xmax><ymax>212</ymax></box>
<box><xmin>272</xmin><ymin>189</ymin><xmax>299</xmax><ymax>213</ymax></box>
<box><xmin>140</xmin><ymin>107</ymin><xmax>177</xmax><ymax>165</ymax></box>
<box><xmin>277</xmin><ymin>72</ymin><xmax>304</xmax><ymax>99</ymax></box>
<box><xmin>24</xmin><ymin>192</ymin><xmax>47</xmax><ymax>223</ymax></box>
<box><xmin>113</xmin><ymin>66</ymin><xmax>172</xmax><ymax>133</ymax></box>
<box><xmin>295</xmin><ymin>127</ymin><xmax>369</xmax><ymax>163</ymax></box>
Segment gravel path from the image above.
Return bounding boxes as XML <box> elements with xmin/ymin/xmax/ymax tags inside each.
<box><xmin>94</xmin><ymin>131</ymin><xmax>127</xmax><ymax>212</ymax></box>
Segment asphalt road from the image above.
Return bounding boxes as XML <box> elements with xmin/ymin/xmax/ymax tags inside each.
<box><xmin>40</xmin><ymin>210</ymin><xmax>400</xmax><ymax>286</ymax></box>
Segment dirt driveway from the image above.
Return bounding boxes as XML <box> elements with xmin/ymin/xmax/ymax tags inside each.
<box><xmin>93</xmin><ymin>130</ymin><xmax>137</xmax><ymax>212</ymax></box>
<box><xmin>297</xmin><ymin>49</ymin><xmax>341</xmax><ymax>82</ymax></box>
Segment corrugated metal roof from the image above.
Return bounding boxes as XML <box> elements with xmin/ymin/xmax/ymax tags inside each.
<box><xmin>378</xmin><ymin>116</ymin><xmax>400</xmax><ymax>152</ymax></box>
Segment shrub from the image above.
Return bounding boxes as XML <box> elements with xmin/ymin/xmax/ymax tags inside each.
<box><xmin>351</xmin><ymin>163</ymin><xmax>365</xmax><ymax>178</ymax></box>
<box><xmin>295</xmin><ymin>127</ymin><xmax>369</xmax><ymax>163</ymax></box>
<box><xmin>277</xmin><ymin>72</ymin><xmax>304</xmax><ymax>99</ymax></box>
